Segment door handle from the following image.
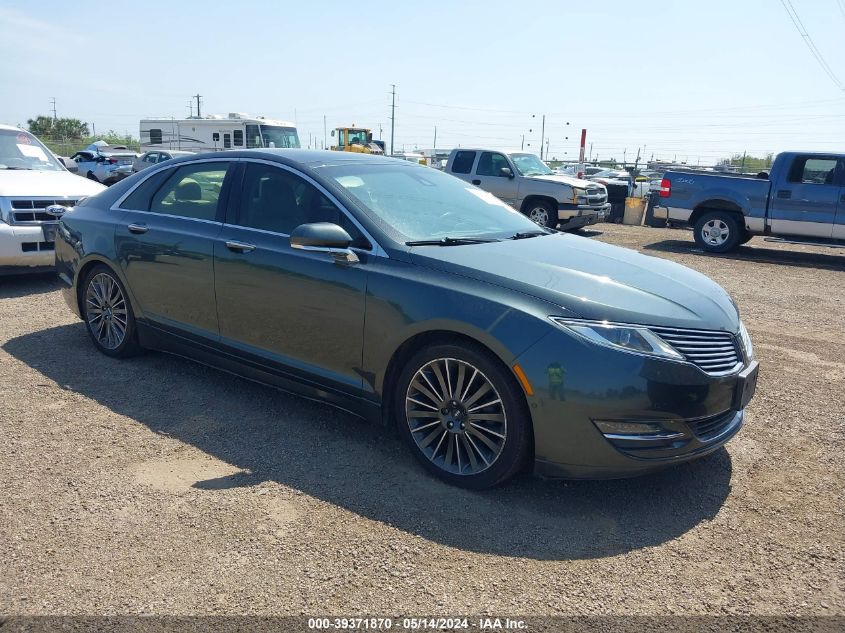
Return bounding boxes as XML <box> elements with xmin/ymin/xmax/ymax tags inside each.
<box><xmin>127</xmin><ymin>223</ymin><xmax>148</xmax><ymax>234</ymax></box>
<box><xmin>776</xmin><ymin>190</ymin><xmax>791</xmax><ymax>199</ymax></box>
<box><xmin>225</xmin><ymin>240</ymin><xmax>256</xmax><ymax>253</ymax></box>
<box><xmin>472</xmin><ymin>179</ymin><xmax>481</xmax><ymax>185</ymax></box>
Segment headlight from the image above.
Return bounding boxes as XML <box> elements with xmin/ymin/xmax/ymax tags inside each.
<box><xmin>550</xmin><ymin>318</ymin><xmax>684</xmax><ymax>360</ymax></box>
<box><xmin>571</xmin><ymin>187</ymin><xmax>587</xmax><ymax>204</ymax></box>
<box><xmin>739</xmin><ymin>321</ymin><xmax>754</xmax><ymax>360</ymax></box>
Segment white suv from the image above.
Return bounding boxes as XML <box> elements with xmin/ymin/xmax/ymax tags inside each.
<box><xmin>0</xmin><ymin>125</ymin><xmax>105</xmax><ymax>273</ymax></box>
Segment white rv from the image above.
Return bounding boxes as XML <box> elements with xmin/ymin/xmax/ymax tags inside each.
<box><xmin>139</xmin><ymin>113</ymin><xmax>300</xmax><ymax>153</ymax></box>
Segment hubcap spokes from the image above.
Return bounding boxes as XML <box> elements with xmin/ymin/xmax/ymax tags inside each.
<box><xmin>85</xmin><ymin>273</ymin><xmax>127</xmax><ymax>350</ymax></box>
<box><xmin>530</xmin><ymin>208</ymin><xmax>548</xmax><ymax>225</ymax></box>
<box><xmin>406</xmin><ymin>358</ymin><xmax>507</xmax><ymax>476</ymax></box>
<box><xmin>703</xmin><ymin>220</ymin><xmax>729</xmax><ymax>246</ymax></box>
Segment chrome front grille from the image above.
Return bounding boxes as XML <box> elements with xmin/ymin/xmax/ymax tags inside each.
<box><xmin>10</xmin><ymin>199</ymin><xmax>78</xmax><ymax>224</ymax></box>
<box><xmin>651</xmin><ymin>326</ymin><xmax>741</xmax><ymax>374</ymax></box>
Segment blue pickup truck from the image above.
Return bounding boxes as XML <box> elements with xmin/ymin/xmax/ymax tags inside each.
<box><xmin>653</xmin><ymin>151</ymin><xmax>845</xmax><ymax>253</ymax></box>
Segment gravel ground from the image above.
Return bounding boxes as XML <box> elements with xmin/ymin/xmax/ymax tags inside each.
<box><xmin>0</xmin><ymin>224</ymin><xmax>842</xmax><ymax>618</ymax></box>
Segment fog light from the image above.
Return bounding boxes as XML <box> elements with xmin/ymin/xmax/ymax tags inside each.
<box><xmin>594</xmin><ymin>420</ymin><xmax>663</xmax><ymax>436</ymax></box>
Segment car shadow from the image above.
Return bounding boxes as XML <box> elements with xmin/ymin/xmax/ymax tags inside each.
<box><xmin>0</xmin><ymin>273</ymin><xmax>61</xmax><ymax>299</ymax></box>
<box><xmin>4</xmin><ymin>323</ymin><xmax>734</xmax><ymax>561</ymax></box>
<box><xmin>644</xmin><ymin>239</ymin><xmax>845</xmax><ymax>271</ymax></box>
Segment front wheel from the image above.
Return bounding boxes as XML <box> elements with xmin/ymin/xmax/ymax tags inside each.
<box><xmin>693</xmin><ymin>211</ymin><xmax>742</xmax><ymax>253</ymax></box>
<box><xmin>524</xmin><ymin>201</ymin><xmax>558</xmax><ymax>229</ymax></box>
<box><xmin>395</xmin><ymin>342</ymin><xmax>531</xmax><ymax>489</ymax></box>
<box><xmin>81</xmin><ymin>265</ymin><xmax>142</xmax><ymax>357</ymax></box>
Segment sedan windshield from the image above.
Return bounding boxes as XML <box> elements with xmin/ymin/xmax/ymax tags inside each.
<box><xmin>319</xmin><ymin>163</ymin><xmax>544</xmax><ymax>242</ymax></box>
<box><xmin>0</xmin><ymin>129</ymin><xmax>63</xmax><ymax>171</ymax></box>
<box><xmin>510</xmin><ymin>153</ymin><xmax>553</xmax><ymax>176</ymax></box>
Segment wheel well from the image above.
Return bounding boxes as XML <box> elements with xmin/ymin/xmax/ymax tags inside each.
<box><xmin>690</xmin><ymin>200</ymin><xmax>744</xmax><ymax>227</ymax></box>
<box><xmin>520</xmin><ymin>195</ymin><xmax>557</xmax><ymax>214</ymax></box>
<box><xmin>74</xmin><ymin>260</ymin><xmax>112</xmax><ymax>314</ymax></box>
<box><xmin>381</xmin><ymin>330</ymin><xmax>535</xmax><ymax>463</ymax></box>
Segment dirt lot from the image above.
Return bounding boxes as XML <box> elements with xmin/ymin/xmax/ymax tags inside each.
<box><xmin>0</xmin><ymin>225</ymin><xmax>843</xmax><ymax>618</ymax></box>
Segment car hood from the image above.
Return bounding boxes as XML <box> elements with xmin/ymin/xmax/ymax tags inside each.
<box><xmin>529</xmin><ymin>174</ymin><xmax>597</xmax><ymax>188</ymax></box>
<box><xmin>409</xmin><ymin>233</ymin><xmax>739</xmax><ymax>332</ymax></box>
<box><xmin>0</xmin><ymin>170</ymin><xmax>106</xmax><ymax>197</ymax></box>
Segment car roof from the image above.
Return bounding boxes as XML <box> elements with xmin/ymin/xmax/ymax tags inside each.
<box><xmin>159</xmin><ymin>148</ymin><xmax>409</xmax><ymax>170</ymax></box>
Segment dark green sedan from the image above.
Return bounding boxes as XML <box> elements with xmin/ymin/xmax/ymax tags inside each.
<box><xmin>54</xmin><ymin>149</ymin><xmax>758</xmax><ymax>488</ymax></box>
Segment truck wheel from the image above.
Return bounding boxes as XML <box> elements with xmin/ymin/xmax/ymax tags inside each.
<box><xmin>693</xmin><ymin>211</ymin><xmax>742</xmax><ymax>253</ymax></box>
<box><xmin>525</xmin><ymin>201</ymin><xmax>557</xmax><ymax>229</ymax></box>
<box><xmin>739</xmin><ymin>231</ymin><xmax>753</xmax><ymax>245</ymax></box>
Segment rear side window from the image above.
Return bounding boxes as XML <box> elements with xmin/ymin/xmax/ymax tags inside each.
<box><xmin>149</xmin><ymin>162</ymin><xmax>229</xmax><ymax>220</ymax></box>
<box><xmin>451</xmin><ymin>151</ymin><xmax>476</xmax><ymax>174</ymax></box>
<box><xmin>788</xmin><ymin>157</ymin><xmax>839</xmax><ymax>185</ymax></box>
<box><xmin>149</xmin><ymin>129</ymin><xmax>162</xmax><ymax>145</ymax></box>
<box><xmin>119</xmin><ymin>168</ymin><xmax>173</xmax><ymax>211</ymax></box>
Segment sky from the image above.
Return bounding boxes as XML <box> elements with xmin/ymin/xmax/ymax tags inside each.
<box><xmin>1</xmin><ymin>0</ymin><xmax>843</xmax><ymax>164</ymax></box>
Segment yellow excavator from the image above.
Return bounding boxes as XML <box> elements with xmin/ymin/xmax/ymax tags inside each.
<box><xmin>330</xmin><ymin>126</ymin><xmax>385</xmax><ymax>155</ymax></box>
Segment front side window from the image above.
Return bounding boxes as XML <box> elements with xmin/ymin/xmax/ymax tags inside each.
<box><xmin>789</xmin><ymin>157</ymin><xmax>839</xmax><ymax>185</ymax></box>
<box><xmin>149</xmin><ymin>129</ymin><xmax>163</xmax><ymax>145</ymax></box>
<box><xmin>0</xmin><ymin>129</ymin><xmax>63</xmax><ymax>172</ymax></box>
<box><xmin>149</xmin><ymin>162</ymin><xmax>229</xmax><ymax>220</ymax></box>
<box><xmin>320</xmin><ymin>163</ymin><xmax>542</xmax><ymax>242</ymax></box>
<box><xmin>476</xmin><ymin>152</ymin><xmax>510</xmax><ymax>177</ymax></box>
<box><xmin>236</xmin><ymin>163</ymin><xmax>367</xmax><ymax>247</ymax></box>
<box><xmin>245</xmin><ymin>124</ymin><xmax>261</xmax><ymax>149</ymax></box>
<box><xmin>451</xmin><ymin>151</ymin><xmax>476</xmax><ymax>174</ymax></box>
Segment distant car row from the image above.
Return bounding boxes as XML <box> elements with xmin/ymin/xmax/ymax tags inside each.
<box><xmin>66</xmin><ymin>144</ymin><xmax>196</xmax><ymax>186</ymax></box>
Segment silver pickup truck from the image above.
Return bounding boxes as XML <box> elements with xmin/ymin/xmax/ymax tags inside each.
<box><xmin>445</xmin><ymin>148</ymin><xmax>609</xmax><ymax>230</ymax></box>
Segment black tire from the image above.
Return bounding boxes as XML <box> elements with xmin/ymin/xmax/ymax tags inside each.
<box><xmin>523</xmin><ymin>200</ymin><xmax>558</xmax><ymax>229</ymax></box>
<box><xmin>739</xmin><ymin>231</ymin><xmax>753</xmax><ymax>245</ymax></box>
<box><xmin>693</xmin><ymin>211</ymin><xmax>742</xmax><ymax>253</ymax></box>
<box><xmin>81</xmin><ymin>264</ymin><xmax>142</xmax><ymax>358</ymax></box>
<box><xmin>394</xmin><ymin>341</ymin><xmax>531</xmax><ymax>489</ymax></box>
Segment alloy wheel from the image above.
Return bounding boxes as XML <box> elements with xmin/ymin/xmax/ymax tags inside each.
<box><xmin>701</xmin><ymin>219</ymin><xmax>730</xmax><ymax>246</ymax></box>
<box><xmin>405</xmin><ymin>357</ymin><xmax>507</xmax><ymax>476</ymax></box>
<box><xmin>528</xmin><ymin>207</ymin><xmax>549</xmax><ymax>226</ymax></box>
<box><xmin>85</xmin><ymin>272</ymin><xmax>128</xmax><ymax>350</ymax></box>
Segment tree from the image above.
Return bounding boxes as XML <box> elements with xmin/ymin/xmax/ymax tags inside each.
<box><xmin>26</xmin><ymin>115</ymin><xmax>89</xmax><ymax>139</ymax></box>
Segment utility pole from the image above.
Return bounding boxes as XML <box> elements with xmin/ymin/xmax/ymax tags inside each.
<box><xmin>539</xmin><ymin>114</ymin><xmax>546</xmax><ymax>160</ymax></box>
<box><xmin>187</xmin><ymin>100</ymin><xmax>193</xmax><ymax>117</ymax></box>
<box><xmin>589</xmin><ymin>142</ymin><xmax>593</xmax><ymax>162</ymax></box>
<box><xmin>193</xmin><ymin>94</ymin><xmax>202</xmax><ymax>118</ymax></box>
<box><xmin>521</xmin><ymin>134</ymin><xmax>525</xmax><ymax>150</ymax></box>
<box><xmin>389</xmin><ymin>84</ymin><xmax>396</xmax><ymax>156</ymax></box>
<box><xmin>50</xmin><ymin>97</ymin><xmax>57</xmax><ymax>120</ymax></box>
<box><xmin>323</xmin><ymin>115</ymin><xmax>327</xmax><ymax>150</ymax></box>
<box><xmin>92</xmin><ymin>123</ymin><xmax>96</xmax><ymax>138</ymax></box>
<box><xmin>433</xmin><ymin>126</ymin><xmax>437</xmax><ymax>152</ymax></box>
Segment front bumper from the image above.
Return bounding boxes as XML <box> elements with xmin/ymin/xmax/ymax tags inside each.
<box><xmin>0</xmin><ymin>222</ymin><xmax>56</xmax><ymax>268</ymax></box>
<box><xmin>557</xmin><ymin>203</ymin><xmax>610</xmax><ymax>227</ymax></box>
<box><xmin>514</xmin><ymin>328</ymin><xmax>757</xmax><ymax>479</ymax></box>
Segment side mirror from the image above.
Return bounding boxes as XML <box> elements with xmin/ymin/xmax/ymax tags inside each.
<box><xmin>290</xmin><ymin>222</ymin><xmax>359</xmax><ymax>264</ymax></box>
<box><xmin>500</xmin><ymin>167</ymin><xmax>514</xmax><ymax>179</ymax></box>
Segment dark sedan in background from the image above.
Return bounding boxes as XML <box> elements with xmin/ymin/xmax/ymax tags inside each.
<box><xmin>52</xmin><ymin>150</ymin><xmax>758</xmax><ymax>488</ymax></box>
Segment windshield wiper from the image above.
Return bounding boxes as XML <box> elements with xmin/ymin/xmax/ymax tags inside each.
<box><xmin>510</xmin><ymin>230</ymin><xmax>550</xmax><ymax>240</ymax></box>
<box><xmin>405</xmin><ymin>236</ymin><xmax>500</xmax><ymax>246</ymax></box>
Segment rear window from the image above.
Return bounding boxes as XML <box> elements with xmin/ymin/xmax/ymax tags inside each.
<box><xmin>451</xmin><ymin>151</ymin><xmax>476</xmax><ymax>174</ymax></box>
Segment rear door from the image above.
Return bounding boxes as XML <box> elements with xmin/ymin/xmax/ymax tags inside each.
<box><xmin>473</xmin><ymin>151</ymin><xmax>519</xmax><ymax>207</ymax></box>
<box><xmin>768</xmin><ymin>155</ymin><xmax>840</xmax><ymax>238</ymax></box>
<box><xmin>448</xmin><ymin>150</ymin><xmax>477</xmax><ymax>183</ymax></box>
<box><xmin>213</xmin><ymin>160</ymin><xmax>371</xmax><ymax>394</ymax></box>
<box><xmin>114</xmin><ymin>159</ymin><xmax>234</xmax><ymax>340</ymax></box>
<box><xmin>832</xmin><ymin>159</ymin><xmax>845</xmax><ymax>240</ymax></box>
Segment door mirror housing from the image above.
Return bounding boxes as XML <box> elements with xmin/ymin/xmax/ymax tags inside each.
<box><xmin>290</xmin><ymin>222</ymin><xmax>359</xmax><ymax>264</ymax></box>
<box><xmin>500</xmin><ymin>167</ymin><xmax>514</xmax><ymax>179</ymax></box>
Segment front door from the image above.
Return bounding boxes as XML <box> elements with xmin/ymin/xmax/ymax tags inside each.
<box><xmin>768</xmin><ymin>156</ymin><xmax>841</xmax><ymax>238</ymax></box>
<box><xmin>114</xmin><ymin>159</ymin><xmax>233</xmax><ymax>340</ymax></box>
<box><xmin>474</xmin><ymin>151</ymin><xmax>519</xmax><ymax>207</ymax></box>
<box><xmin>213</xmin><ymin>160</ymin><xmax>370</xmax><ymax>394</ymax></box>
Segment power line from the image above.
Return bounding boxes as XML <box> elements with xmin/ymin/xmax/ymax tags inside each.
<box><xmin>779</xmin><ymin>0</ymin><xmax>845</xmax><ymax>90</ymax></box>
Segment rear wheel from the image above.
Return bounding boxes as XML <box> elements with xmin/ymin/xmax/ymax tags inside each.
<box><xmin>693</xmin><ymin>211</ymin><xmax>742</xmax><ymax>253</ymax></box>
<box><xmin>524</xmin><ymin>201</ymin><xmax>557</xmax><ymax>229</ymax></box>
<box><xmin>81</xmin><ymin>265</ymin><xmax>141</xmax><ymax>357</ymax></box>
<box><xmin>395</xmin><ymin>342</ymin><xmax>531</xmax><ymax>489</ymax></box>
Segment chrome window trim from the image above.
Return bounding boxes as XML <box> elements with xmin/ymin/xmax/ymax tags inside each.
<box><xmin>236</xmin><ymin>158</ymin><xmax>388</xmax><ymax>259</ymax></box>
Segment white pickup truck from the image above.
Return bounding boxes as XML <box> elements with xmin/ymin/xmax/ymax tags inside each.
<box><xmin>0</xmin><ymin>125</ymin><xmax>105</xmax><ymax>274</ymax></box>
